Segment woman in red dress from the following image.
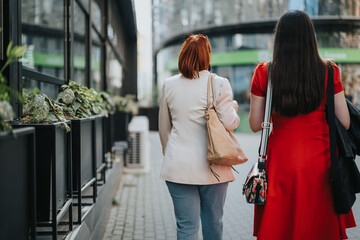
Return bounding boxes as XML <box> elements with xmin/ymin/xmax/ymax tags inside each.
<box><xmin>249</xmin><ymin>10</ymin><xmax>356</xmax><ymax>240</ymax></box>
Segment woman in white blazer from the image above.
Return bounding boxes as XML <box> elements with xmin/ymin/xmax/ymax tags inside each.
<box><xmin>158</xmin><ymin>34</ymin><xmax>240</xmax><ymax>240</ymax></box>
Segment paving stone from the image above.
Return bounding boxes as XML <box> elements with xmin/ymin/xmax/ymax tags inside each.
<box><xmin>103</xmin><ymin>132</ymin><xmax>360</xmax><ymax>240</ymax></box>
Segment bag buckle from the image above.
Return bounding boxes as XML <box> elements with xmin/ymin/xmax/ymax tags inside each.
<box><xmin>205</xmin><ymin>110</ymin><xmax>210</xmax><ymax>120</ymax></box>
<box><xmin>261</xmin><ymin>122</ymin><xmax>271</xmax><ymax>129</ymax></box>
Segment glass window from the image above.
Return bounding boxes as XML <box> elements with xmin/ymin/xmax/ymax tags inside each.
<box><xmin>338</xmin><ymin>63</ymin><xmax>360</xmax><ymax>108</ymax></box>
<box><xmin>73</xmin><ymin>1</ymin><xmax>86</xmax><ymax>86</ymax></box>
<box><xmin>91</xmin><ymin>29</ymin><xmax>101</xmax><ymax>91</ymax></box>
<box><xmin>92</xmin><ymin>0</ymin><xmax>101</xmax><ymax>32</ymax></box>
<box><xmin>21</xmin><ymin>0</ymin><xmax>64</xmax><ymax>80</ymax></box>
<box><xmin>232</xmin><ymin>65</ymin><xmax>254</xmax><ymax>106</ymax></box>
<box><xmin>22</xmin><ymin>76</ymin><xmax>59</xmax><ymax>100</ymax></box>
<box><xmin>107</xmin><ymin>24</ymin><xmax>118</xmax><ymax>47</ymax></box>
<box><xmin>106</xmin><ymin>44</ymin><xmax>122</xmax><ymax>96</ymax></box>
<box><xmin>78</xmin><ymin>0</ymin><xmax>89</xmax><ymax>11</ymax></box>
<box><xmin>317</xmin><ymin>31</ymin><xmax>360</xmax><ymax>49</ymax></box>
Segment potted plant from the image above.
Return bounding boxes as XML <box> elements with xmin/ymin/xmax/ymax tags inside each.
<box><xmin>12</xmin><ymin>88</ymin><xmax>73</xmax><ymax>238</ymax></box>
<box><xmin>98</xmin><ymin>91</ymin><xmax>116</xmax><ymax>156</ymax></box>
<box><xmin>0</xmin><ymin>41</ymin><xmax>36</xmax><ymax>239</ymax></box>
<box><xmin>57</xmin><ymin>81</ymin><xmax>106</xmax><ymax>222</ymax></box>
<box><xmin>12</xmin><ymin>88</ymin><xmax>73</xmax><ymax>239</ymax></box>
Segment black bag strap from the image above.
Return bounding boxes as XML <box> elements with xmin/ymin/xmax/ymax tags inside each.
<box><xmin>326</xmin><ymin>61</ymin><xmax>339</xmax><ymax>182</ymax></box>
<box><xmin>258</xmin><ymin>62</ymin><xmax>273</xmax><ymax>170</ymax></box>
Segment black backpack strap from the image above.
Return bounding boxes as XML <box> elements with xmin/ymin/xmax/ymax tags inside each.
<box><xmin>326</xmin><ymin>61</ymin><xmax>339</xmax><ymax>182</ymax></box>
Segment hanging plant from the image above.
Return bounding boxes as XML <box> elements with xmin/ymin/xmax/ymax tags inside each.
<box><xmin>97</xmin><ymin>91</ymin><xmax>115</xmax><ymax>116</ymax></box>
<box><xmin>16</xmin><ymin>88</ymin><xmax>71</xmax><ymax>132</ymax></box>
<box><xmin>0</xmin><ymin>40</ymin><xmax>26</xmax><ymax>133</ymax></box>
<box><xmin>112</xmin><ymin>94</ymin><xmax>138</xmax><ymax>115</ymax></box>
<box><xmin>57</xmin><ymin>80</ymin><xmax>105</xmax><ymax>119</ymax></box>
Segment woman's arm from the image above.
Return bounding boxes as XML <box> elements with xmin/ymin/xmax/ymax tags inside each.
<box><xmin>216</xmin><ymin>78</ymin><xmax>240</xmax><ymax>131</ymax></box>
<box><xmin>158</xmin><ymin>83</ymin><xmax>172</xmax><ymax>154</ymax></box>
<box><xmin>335</xmin><ymin>91</ymin><xmax>350</xmax><ymax>130</ymax></box>
<box><xmin>249</xmin><ymin>93</ymin><xmax>265</xmax><ymax>132</ymax></box>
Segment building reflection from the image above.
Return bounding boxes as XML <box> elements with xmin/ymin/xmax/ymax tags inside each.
<box><xmin>153</xmin><ymin>0</ymin><xmax>360</xmax><ymax>110</ymax></box>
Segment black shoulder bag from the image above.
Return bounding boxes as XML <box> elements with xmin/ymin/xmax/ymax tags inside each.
<box><xmin>326</xmin><ymin>61</ymin><xmax>360</xmax><ymax>214</ymax></box>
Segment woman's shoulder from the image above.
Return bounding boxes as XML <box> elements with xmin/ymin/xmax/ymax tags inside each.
<box><xmin>164</xmin><ymin>74</ymin><xmax>182</xmax><ymax>86</ymax></box>
<box><xmin>213</xmin><ymin>74</ymin><xmax>231</xmax><ymax>91</ymax></box>
<box><xmin>213</xmin><ymin>74</ymin><xmax>228</xmax><ymax>83</ymax></box>
<box><xmin>322</xmin><ymin>59</ymin><xmax>340</xmax><ymax>70</ymax></box>
<box><xmin>255</xmin><ymin>62</ymin><xmax>269</xmax><ymax>74</ymax></box>
<box><xmin>253</xmin><ymin>62</ymin><xmax>269</xmax><ymax>82</ymax></box>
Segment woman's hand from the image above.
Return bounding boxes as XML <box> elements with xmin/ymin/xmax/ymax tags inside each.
<box><xmin>233</xmin><ymin>100</ymin><xmax>238</xmax><ymax>112</ymax></box>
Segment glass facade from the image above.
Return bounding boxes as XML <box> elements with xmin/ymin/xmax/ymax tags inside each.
<box><xmin>73</xmin><ymin>1</ymin><xmax>86</xmax><ymax>86</ymax></box>
<box><xmin>153</xmin><ymin>0</ymin><xmax>360</xmax><ymax>107</ymax></box>
<box><xmin>21</xmin><ymin>0</ymin><xmax>65</xmax><ymax>79</ymax></box>
<box><xmin>153</xmin><ymin>0</ymin><xmax>360</xmax><ymax>48</ymax></box>
<box><xmin>106</xmin><ymin>44</ymin><xmax>123</xmax><ymax>96</ymax></box>
<box><xmin>15</xmin><ymin>0</ymin><xmax>133</xmax><ymax>98</ymax></box>
<box><xmin>92</xmin><ymin>0</ymin><xmax>102</xmax><ymax>32</ymax></box>
<box><xmin>91</xmin><ymin>29</ymin><xmax>101</xmax><ymax>91</ymax></box>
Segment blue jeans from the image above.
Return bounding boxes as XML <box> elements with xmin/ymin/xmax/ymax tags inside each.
<box><xmin>166</xmin><ymin>181</ymin><xmax>229</xmax><ymax>240</ymax></box>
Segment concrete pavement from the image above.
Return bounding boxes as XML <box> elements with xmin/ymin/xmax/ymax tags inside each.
<box><xmin>103</xmin><ymin>132</ymin><xmax>360</xmax><ymax>240</ymax></box>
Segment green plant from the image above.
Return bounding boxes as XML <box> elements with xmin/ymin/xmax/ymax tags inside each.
<box><xmin>112</xmin><ymin>94</ymin><xmax>138</xmax><ymax>115</ymax></box>
<box><xmin>17</xmin><ymin>88</ymin><xmax>71</xmax><ymax>132</ymax></box>
<box><xmin>0</xmin><ymin>39</ymin><xmax>26</xmax><ymax>132</ymax></box>
<box><xmin>57</xmin><ymin>81</ymin><xmax>105</xmax><ymax>119</ymax></box>
<box><xmin>98</xmin><ymin>91</ymin><xmax>116</xmax><ymax>115</ymax></box>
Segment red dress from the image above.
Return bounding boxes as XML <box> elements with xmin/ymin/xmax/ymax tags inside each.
<box><xmin>250</xmin><ymin>62</ymin><xmax>356</xmax><ymax>240</ymax></box>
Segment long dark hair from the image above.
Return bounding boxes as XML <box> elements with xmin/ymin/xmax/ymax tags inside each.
<box><xmin>272</xmin><ymin>10</ymin><xmax>325</xmax><ymax>116</ymax></box>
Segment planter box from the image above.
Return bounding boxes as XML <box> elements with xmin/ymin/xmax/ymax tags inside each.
<box><xmin>139</xmin><ymin>107</ymin><xmax>159</xmax><ymax>131</ymax></box>
<box><xmin>0</xmin><ymin>127</ymin><xmax>36</xmax><ymax>240</ymax></box>
<box><xmin>12</xmin><ymin>122</ymin><xmax>71</xmax><ymax>222</ymax></box>
<box><xmin>113</xmin><ymin>111</ymin><xmax>131</xmax><ymax>142</ymax></box>
<box><xmin>94</xmin><ymin>115</ymin><xmax>105</xmax><ymax>170</ymax></box>
<box><xmin>103</xmin><ymin>112</ymin><xmax>114</xmax><ymax>154</ymax></box>
<box><xmin>71</xmin><ymin>117</ymin><xmax>95</xmax><ymax>191</ymax></box>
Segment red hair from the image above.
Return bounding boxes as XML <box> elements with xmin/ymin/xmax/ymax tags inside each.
<box><xmin>178</xmin><ymin>34</ymin><xmax>211</xmax><ymax>79</ymax></box>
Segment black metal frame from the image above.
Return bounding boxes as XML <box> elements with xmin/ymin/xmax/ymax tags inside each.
<box><xmin>65</xmin><ymin>0</ymin><xmax>74</xmax><ymax>85</ymax></box>
<box><xmin>11</xmin><ymin>122</ymin><xmax>74</xmax><ymax>240</ymax></box>
<box><xmin>94</xmin><ymin>115</ymin><xmax>106</xmax><ymax>186</ymax></box>
<box><xmin>0</xmin><ymin>0</ymin><xmax>3</xmax><ymax>60</ymax></box>
<box><xmin>23</xmin><ymin>67</ymin><xmax>65</xmax><ymax>86</ymax></box>
<box><xmin>71</xmin><ymin>117</ymin><xmax>97</xmax><ymax>224</ymax></box>
<box><xmin>0</xmin><ymin>127</ymin><xmax>37</xmax><ymax>239</ymax></box>
<box><xmin>36</xmin><ymin>125</ymin><xmax>73</xmax><ymax>239</ymax></box>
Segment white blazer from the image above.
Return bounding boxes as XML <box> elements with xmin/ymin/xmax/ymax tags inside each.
<box><xmin>158</xmin><ymin>70</ymin><xmax>240</xmax><ymax>185</ymax></box>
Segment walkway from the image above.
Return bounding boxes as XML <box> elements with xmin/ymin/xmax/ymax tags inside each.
<box><xmin>103</xmin><ymin>132</ymin><xmax>360</xmax><ymax>240</ymax></box>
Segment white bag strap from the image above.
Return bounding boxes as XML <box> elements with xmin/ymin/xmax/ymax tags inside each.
<box><xmin>206</xmin><ymin>73</ymin><xmax>217</xmax><ymax>110</ymax></box>
<box><xmin>258</xmin><ymin>62</ymin><xmax>273</xmax><ymax>169</ymax></box>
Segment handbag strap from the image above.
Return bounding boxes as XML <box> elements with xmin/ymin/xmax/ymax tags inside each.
<box><xmin>258</xmin><ymin>62</ymin><xmax>273</xmax><ymax>170</ymax></box>
<box><xmin>326</xmin><ymin>61</ymin><xmax>339</xmax><ymax>182</ymax></box>
<box><xmin>207</xmin><ymin>73</ymin><xmax>217</xmax><ymax>110</ymax></box>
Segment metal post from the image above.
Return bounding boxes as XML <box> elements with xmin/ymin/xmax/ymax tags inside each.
<box><xmin>86</xmin><ymin>0</ymin><xmax>92</xmax><ymax>88</ymax></box>
<box><xmin>51</xmin><ymin>128</ymin><xmax>57</xmax><ymax>240</ymax></box>
<box><xmin>76</xmin><ymin>121</ymin><xmax>82</xmax><ymax>224</ymax></box>
<box><xmin>65</xmin><ymin>0</ymin><xmax>74</xmax><ymax>84</ymax></box>
<box><xmin>67</xmin><ymin>123</ymin><xmax>73</xmax><ymax>231</ymax></box>
<box><xmin>101</xmin><ymin>0</ymin><xmax>108</xmax><ymax>91</ymax></box>
<box><xmin>30</xmin><ymin>130</ymin><xmax>37</xmax><ymax>240</ymax></box>
<box><xmin>92</xmin><ymin>118</ymin><xmax>97</xmax><ymax>202</ymax></box>
<box><xmin>152</xmin><ymin>52</ymin><xmax>158</xmax><ymax>106</ymax></box>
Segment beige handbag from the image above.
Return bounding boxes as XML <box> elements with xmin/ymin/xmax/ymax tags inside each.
<box><xmin>205</xmin><ymin>73</ymin><xmax>248</xmax><ymax>179</ymax></box>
